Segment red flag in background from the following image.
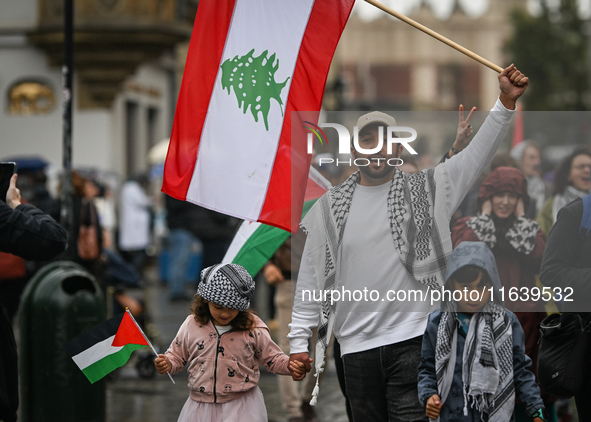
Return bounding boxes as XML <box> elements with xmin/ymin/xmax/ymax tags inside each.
<box><xmin>511</xmin><ymin>103</ymin><xmax>524</xmax><ymax>149</ymax></box>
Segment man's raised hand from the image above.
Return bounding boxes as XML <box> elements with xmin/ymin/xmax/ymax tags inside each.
<box><xmin>499</xmin><ymin>64</ymin><xmax>529</xmax><ymax>110</ymax></box>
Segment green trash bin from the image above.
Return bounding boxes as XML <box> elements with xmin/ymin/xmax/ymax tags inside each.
<box><xmin>19</xmin><ymin>261</ymin><xmax>106</xmax><ymax>422</ymax></box>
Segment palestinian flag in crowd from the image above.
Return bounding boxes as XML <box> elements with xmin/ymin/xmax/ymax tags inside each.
<box><xmin>64</xmin><ymin>311</ymin><xmax>149</xmax><ymax>384</ymax></box>
<box><xmin>163</xmin><ymin>0</ymin><xmax>354</xmax><ymax>232</ymax></box>
<box><xmin>223</xmin><ymin>166</ymin><xmax>331</xmax><ymax>276</ymax></box>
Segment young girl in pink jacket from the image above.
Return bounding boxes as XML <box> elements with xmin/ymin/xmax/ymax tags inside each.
<box><xmin>155</xmin><ymin>263</ymin><xmax>307</xmax><ymax>422</ymax></box>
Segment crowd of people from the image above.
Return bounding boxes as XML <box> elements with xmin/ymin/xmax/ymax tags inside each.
<box><xmin>151</xmin><ymin>64</ymin><xmax>588</xmax><ymax>422</ymax></box>
<box><xmin>3</xmin><ymin>61</ymin><xmax>591</xmax><ymax>422</ymax></box>
<box><xmin>150</xmin><ymin>66</ymin><xmax>580</xmax><ymax>422</ymax></box>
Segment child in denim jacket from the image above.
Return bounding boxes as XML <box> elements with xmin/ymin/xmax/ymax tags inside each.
<box><xmin>418</xmin><ymin>241</ymin><xmax>546</xmax><ymax>422</ymax></box>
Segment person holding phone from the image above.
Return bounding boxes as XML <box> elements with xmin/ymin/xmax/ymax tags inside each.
<box><xmin>0</xmin><ymin>163</ymin><xmax>28</xmax><ymax>323</ymax></box>
<box><xmin>0</xmin><ymin>170</ymin><xmax>67</xmax><ymax>422</ymax></box>
<box><xmin>1</xmin><ymin>171</ymin><xmax>67</xmax><ymax>259</ymax></box>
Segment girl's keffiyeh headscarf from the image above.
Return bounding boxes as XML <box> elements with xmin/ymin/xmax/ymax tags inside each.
<box><xmin>435</xmin><ymin>241</ymin><xmax>514</xmax><ymax>421</ymax></box>
<box><xmin>197</xmin><ymin>263</ymin><xmax>255</xmax><ymax>312</ymax></box>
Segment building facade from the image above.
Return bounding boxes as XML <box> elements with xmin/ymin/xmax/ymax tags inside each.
<box><xmin>0</xmin><ymin>0</ymin><xmax>195</xmax><ymax>180</ymax></box>
<box><xmin>0</xmin><ymin>0</ymin><xmax>528</xmax><ymax>181</ymax></box>
<box><xmin>327</xmin><ymin>0</ymin><xmax>527</xmax><ymax>112</ymax></box>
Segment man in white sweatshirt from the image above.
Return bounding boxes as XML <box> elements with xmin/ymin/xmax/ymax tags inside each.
<box><xmin>288</xmin><ymin>64</ymin><xmax>529</xmax><ymax>421</ymax></box>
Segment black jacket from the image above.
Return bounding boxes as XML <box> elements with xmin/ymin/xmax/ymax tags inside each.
<box><xmin>540</xmin><ymin>197</ymin><xmax>591</xmax><ymax>313</ymax></box>
<box><xmin>0</xmin><ymin>201</ymin><xmax>67</xmax><ymax>261</ymax></box>
<box><xmin>0</xmin><ymin>200</ymin><xmax>67</xmax><ymax>422</ymax></box>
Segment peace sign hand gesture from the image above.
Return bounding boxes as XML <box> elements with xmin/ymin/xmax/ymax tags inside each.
<box><xmin>452</xmin><ymin>104</ymin><xmax>476</xmax><ymax>154</ymax></box>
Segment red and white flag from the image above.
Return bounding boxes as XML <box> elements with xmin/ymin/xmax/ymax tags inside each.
<box><xmin>163</xmin><ymin>0</ymin><xmax>354</xmax><ymax>232</ymax></box>
<box><xmin>511</xmin><ymin>103</ymin><xmax>524</xmax><ymax>149</ymax></box>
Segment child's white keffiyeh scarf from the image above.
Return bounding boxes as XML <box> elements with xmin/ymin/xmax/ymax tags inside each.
<box><xmin>436</xmin><ymin>303</ymin><xmax>514</xmax><ymax>422</ymax></box>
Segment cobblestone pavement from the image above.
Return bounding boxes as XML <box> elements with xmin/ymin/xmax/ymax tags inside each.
<box><xmin>105</xmin><ymin>267</ymin><xmax>349</xmax><ymax>422</ymax></box>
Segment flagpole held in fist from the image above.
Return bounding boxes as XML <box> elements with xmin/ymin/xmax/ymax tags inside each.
<box><xmin>125</xmin><ymin>308</ymin><xmax>175</xmax><ymax>384</ymax></box>
<box><xmin>364</xmin><ymin>0</ymin><xmax>504</xmax><ymax>74</ymax></box>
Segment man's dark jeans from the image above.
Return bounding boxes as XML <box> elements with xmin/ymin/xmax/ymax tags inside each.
<box><xmin>575</xmin><ymin>375</ymin><xmax>591</xmax><ymax>421</ymax></box>
<box><xmin>342</xmin><ymin>336</ymin><xmax>428</xmax><ymax>422</ymax></box>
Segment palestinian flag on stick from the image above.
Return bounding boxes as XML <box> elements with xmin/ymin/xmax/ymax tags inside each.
<box><xmin>162</xmin><ymin>0</ymin><xmax>354</xmax><ymax>232</ymax></box>
<box><xmin>223</xmin><ymin>166</ymin><xmax>331</xmax><ymax>276</ymax></box>
<box><xmin>64</xmin><ymin>311</ymin><xmax>149</xmax><ymax>384</ymax></box>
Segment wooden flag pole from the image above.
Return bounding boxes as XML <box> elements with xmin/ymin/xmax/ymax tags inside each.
<box><xmin>363</xmin><ymin>0</ymin><xmax>504</xmax><ymax>74</ymax></box>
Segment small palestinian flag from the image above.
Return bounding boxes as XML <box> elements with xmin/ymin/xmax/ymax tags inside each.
<box><xmin>64</xmin><ymin>311</ymin><xmax>149</xmax><ymax>384</ymax></box>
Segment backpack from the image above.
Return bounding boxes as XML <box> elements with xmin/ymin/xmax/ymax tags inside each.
<box><xmin>537</xmin><ymin>194</ymin><xmax>591</xmax><ymax>398</ymax></box>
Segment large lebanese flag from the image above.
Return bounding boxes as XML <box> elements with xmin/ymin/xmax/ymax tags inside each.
<box><xmin>162</xmin><ymin>0</ymin><xmax>354</xmax><ymax>232</ymax></box>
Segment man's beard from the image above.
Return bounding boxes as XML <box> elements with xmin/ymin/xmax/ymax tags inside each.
<box><xmin>355</xmin><ymin>153</ymin><xmax>397</xmax><ymax>181</ymax></box>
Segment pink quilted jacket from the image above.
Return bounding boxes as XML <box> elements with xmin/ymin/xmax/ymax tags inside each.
<box><xmin>165</xmin><ymin>314</ymin><xmax>290</xmax><ymax>403</ymax></box>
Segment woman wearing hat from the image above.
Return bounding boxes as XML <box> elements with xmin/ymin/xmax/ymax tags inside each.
<box><xmin>451</xmin><ymin>166</ymin><xmax>554</xmax><ymax>421</ymax></box>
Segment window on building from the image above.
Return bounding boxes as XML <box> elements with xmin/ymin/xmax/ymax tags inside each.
<box><xmin>370</xmin><ymin>64</ymin><xmax>411</xmax><ymax>109</ymax></box>
<box><xmin>438</xmin><ymin>64</ymin><xmax>481</xmax><ymax>109</ymax></box>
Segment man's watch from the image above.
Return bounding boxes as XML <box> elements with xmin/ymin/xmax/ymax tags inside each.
<box><xmin>532</xmin><ymin>408</ymin><xmax>547</xmax><ymax>422</ymax></box>
<box><xmin>451</xmin><ymin>146</ymin><xmax>461</xmax><ymax>155</ymax></box>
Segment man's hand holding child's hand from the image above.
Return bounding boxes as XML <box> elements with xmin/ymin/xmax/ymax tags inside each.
<box><xmin>426</xmin><ymin>394</ymin><xmax>442</xmax><ymax>419</ymax></box>
<box><xmin>289</xmin><ymin>358</ymin><xmax>313</xmax><ymax>381</ymax></box>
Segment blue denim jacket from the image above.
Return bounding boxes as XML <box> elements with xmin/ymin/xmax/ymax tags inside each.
<box><xmin>418</xmin><ymin>310</ymin><xmax>544</xmax><ymax>422</ymax></box>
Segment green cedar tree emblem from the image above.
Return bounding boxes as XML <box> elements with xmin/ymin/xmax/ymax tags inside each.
<box><xmin>220</xmin><ymin>49</ymin><xmax>290</xmax><ymax>131</ymax></box>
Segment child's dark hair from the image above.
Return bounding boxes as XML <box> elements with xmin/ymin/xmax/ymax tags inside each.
<box><xmin>190</xmin><ymin>294</ymin><xmax>256</xmax><ymax>331</ymax></box>
<box><xmin>448</xmin><ymin>265</ymin><xmax>492</xmax><ymax>287</ymax></box>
